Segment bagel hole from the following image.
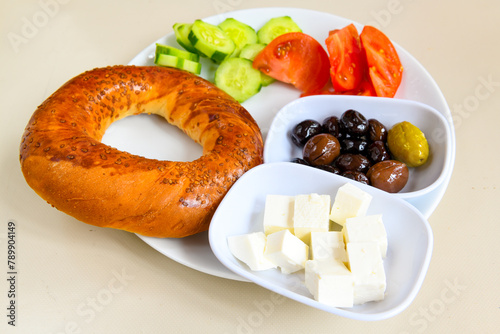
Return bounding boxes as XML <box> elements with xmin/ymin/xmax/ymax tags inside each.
<box><xmin>101</xmin><ymin>114</ymin><xmax>203</xmax><ymax>161</ymax></box>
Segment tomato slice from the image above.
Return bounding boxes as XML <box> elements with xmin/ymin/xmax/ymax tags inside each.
<box><xmin>325</xmin><ymin>23</ymin><xmax>364</xmax><ymax>92</ymax></box>
<box><xmin>252</xmin><ymin>32</ymin><xmax>330</xmax><ymax>95</ymax></box>
<box><xmin>360</xmin><ymin>26</ymin><xmax>403</xmax><ymax>98</ymax></box>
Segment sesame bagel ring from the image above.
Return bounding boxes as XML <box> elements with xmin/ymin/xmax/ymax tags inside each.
<box><xmin>20</xmin><ymin>65</ymin><xmax>263</xmax><ymax>238</ymax></box>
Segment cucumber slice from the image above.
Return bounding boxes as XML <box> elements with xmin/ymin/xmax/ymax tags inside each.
<box><xmin>240</xmin><ymin>43</ymin><xmax>276</xmax><ymax>87</ymax></box>
<box><xmin>173</xmin><ymin>23</ymin><xmax>199</xmax><ymax>54</ymax></box>
<box><xmin>218</xmin><ymin>18</ymin><xmax>258</xmax><ymax>57</ymax></box>
<box><xmin>257</xmin><ymin>16</ymin><xmax>302</xmax><ymax>44</ymax></box>
<box><xmin>214</xmin><ymin>57</ymin><xmax>262</xmax><ymax>102</ymax></box>
<box><xmin>188</xmin><ymin>20</ymin><xmax>235</xmax><ymax>63</ymax></box>
<box><xmin>259</xmin><ymin>72</ymin><xmax>275</xmax><ymax>87</ymax></box>
<box><xmin>239</xmin><ymin>43</ymin><xmax>266</xmax><ymax>61</ymax></box>
<box><xmin>154</xmin><ymin>53</ymin><xmax>202</xmax><ymax>75</ymax></box>
<box><xmin>155</xmin><ymin>43</ymin><xmax>200</xmax><ymax>62</ymax></box>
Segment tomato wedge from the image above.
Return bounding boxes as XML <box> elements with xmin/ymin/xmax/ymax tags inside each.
<box><xmin>253</xmin><ymin>32</ymin><xmax>330</xmax><ymax>95</ymax></box>
<box><xmin>325</xmin><ymin>23</ymin><xmax>364</xmax><ymax>92</ymax></box>
<box><xmin>360</xmin><ymin>26</ymin><xmax>403</xmax><ymax>98</ymax></box>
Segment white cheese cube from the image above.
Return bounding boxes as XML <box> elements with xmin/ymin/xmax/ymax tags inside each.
<box><xmin>344</xmin><ymin>214</ymin><xmax>388</xmax><ymax>258</ymax></box>
<box><xmin>262</xmin><ymin>195</ymin><xmax>295</xmax><ymax>235</ymax></box>
<box><xmin>305</xmin><ymin>259</ymin><xmax>353</xmax><ymax>308</ymax></box>
<box><xmin>227</xmin><ymin>232</ymin><xmax>277</xmax><ymax>271</ymax></box>
<box><xmin>330</xmin><ymin>183</ymin><xmax>372</xmax><ymax>227</ymax></box>
<box><xmin>346</xmin><ymin>242</ymin><xmax>386</xmax><ymax>305</ymax></box>
<box><xmin>293</xmin><ymin>193</ymin><xmax>331</xmax><ymax>245</ymax></box>
<box><xmin>264</xmin><ymin>230</ymin><xmax>309</xmax><ymax>274</ymax></box>
<box><xmin>310</xmin><ymin>231</ymin><xmax>347</xmax><ymax>263</ymax></box>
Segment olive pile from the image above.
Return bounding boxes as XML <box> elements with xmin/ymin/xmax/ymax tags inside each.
<box><xmin>290</xmin><ymin>109</ymin><xmax>409</xmax><ymax>193</ymax></box>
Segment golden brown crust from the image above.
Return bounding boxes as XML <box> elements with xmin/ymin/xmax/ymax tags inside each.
<box><xmin>19</xmin><ymin>65</ymin><xmax>263</xmax><ymax>238</ymax></box>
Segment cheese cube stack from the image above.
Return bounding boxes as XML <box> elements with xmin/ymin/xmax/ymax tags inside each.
<box><xmin>310</xmin><ymin>231</ymin><xmax>347</xmax><ymax>264</ymax></box>
<box><xmin>293</xmin><ymin>193</ymin><xmax>330</xmax><ymax>245</ymax></box>
<box><xmin>330</xmin><ymin>183</ymin><xmax>372</xmax><ymax>227</ymax></box>
<box><xmin>227</xmin><ymin>183</ymin><xmax>388</xmax><ymax>308</ymax></box>
<box><xmin>305</xmin><ymin>258</ymin><xmax>353</xmax><ymax>308</ymax></box>
<box><xmin>262</xmin><ymin>195</ymin><xmax>295</xmax><ymax>235</ymax></box>
<box><xmin>227</xmin><ymin>232</ymin><xmax>277</xmax><ymax>271</ymax></box>
<box><xmin>344</xmin><ymin>214</ymin><xmax>388</xmax><ymax>258</ymax></box>
<box><xmin>265</xmin><ymin>230</ymin><xmax>309</xmax><ymax>274</ymax></box>
<box><xmin>347</xmin><ymin>242</ymin><xmax>386</xmax><ymax>305</ymax></box>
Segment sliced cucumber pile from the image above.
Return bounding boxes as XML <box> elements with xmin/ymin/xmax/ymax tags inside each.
<box><xmin>167</xmin><ymin>16</ymin><xmax>301</xmax><ymax>102</ymax></box>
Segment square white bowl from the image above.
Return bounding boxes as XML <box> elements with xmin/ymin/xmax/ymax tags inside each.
<box><xmin>209</xmin><ymin>162</ymin><xmax>433</xmax><ymax>321</ymax></box>
<box><xmin>263</xmin><ymin>95</ymin><xmax>453</xmax><ymax>201</ymax></box>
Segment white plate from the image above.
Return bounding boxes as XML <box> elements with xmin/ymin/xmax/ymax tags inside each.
<box><xmin>101</xmin><ymin>7</ymin><xmax>455</xmax><ymax>281</ymax></box>
<box><xmin>264</xmin><ymin>95</ymin><xmax>453</xmax><ymax>201</ymax></box>
<box><xmin>209</xmin><ymin>162</ymin><xmax>433</xmax><ymax>320</ymax></box>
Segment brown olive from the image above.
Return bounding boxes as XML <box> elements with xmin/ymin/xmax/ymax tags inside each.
<box><xmin>334</xmin><ymin>153</ymin><xmax>371</xmax><ymax>173</ymax></box>
<box><xmin>367</xmin><ymin>141</ymin><xmax>391</xmax><ymax>164</ymax></box>
<box><xmin>291</xmin><ymin>120</ymin><xmax>323</xmax><ymax>147</ymax></box>
<box><xmin>303</xmin><ymin>134</ymin><xmax>341</xmax><ymax>166</ymax></box>
<box><xmin>340</xmin><ymin>109</ymin><xmax>368</xmax><ymax>137</ymax></box>
<box><xmin>322</xmin><ymin>116</ymin><xmax>340</xmax><ymax>137</ymax></box>
<box><xmin>366</xmin><ymin>160</ymin><xmax>409</xmax><ymax>193</ymax></box>
<box><xmin>342</xmin><ymin>171</ymin><xmax>370</xmax><ymax>185</ymax></box>
<box><xmin>368</xmin><ymin>119</ymin><xmax>388</xmax><ymax>142</ymax></box>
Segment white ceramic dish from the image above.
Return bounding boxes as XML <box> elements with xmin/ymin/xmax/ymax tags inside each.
<box><xmin>101</xmin><ymin>7</ymin><xmax>455</xmax><ymax>281</ymax></box>
<box><xmin>264</xmin><ymin>95</ymin><xmax>453</xmax><ymax>203</ymax></box>
<box><xmin>209</xmin><ymin>162</ymin><xmax>433</xmax><ymax>320</ymax></box>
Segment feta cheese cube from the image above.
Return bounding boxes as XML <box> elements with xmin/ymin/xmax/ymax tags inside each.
<box><xmin>293</xmin><ymin>193</ymin><xmax>331</xmax><ymax>245</ymax></box>
<box><xmin>310</xmin><ymin>231</ymin><xmax>347</xmax><ymax>263</ymax></box>
<box><xmin>227</xmin><ymin>232</ymin><xmax>277</xmax><ymax>271</ymax></box>
<box><xmin>330</xmin><ymin>183</ymin><xmax>372</xmax><ymax>227</ymax></box>
<box><xmin>264</xmin><ymin>230</ymin><xmax>309</xmax><ymax>274</ymax></box>
<box><xmin>305</xmin><ymin>259</ymin><xmax>353</xmax><ymax>308</ymax></box>
<box><xmin>344</xmin><ymin>214</ymin><xmax>388</xmax><ymax>258</ymax></box>
<box><xmin>262</xmin><ymin>195</ymin><xmax>295</xmax><ymax>235</ymax></box>
<box><xmin>346</xmin><ymin>242</ymin><xmax>386</xmax><ymax>305</ymax></box>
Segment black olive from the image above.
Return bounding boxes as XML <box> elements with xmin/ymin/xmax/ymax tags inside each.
<box><xmin>291</xmin><ymin>120</ymin><xmax>323</xmax><ymax>147</ymax></box>
<box><xmin>340</xmin><ymin>109</ymin><xmax>369</xmax><ymax>137</ymax></box>
<box><xmin>342</xmin><ymin>171</ymin><xmax>370</xmax><ymax>185</ymax></box>
<box><xmin>368</xmin><ymin>119</ymin><xmax>388</xmax><ymax>142</ymax></box>
<box><xmin>367</xmin><ymin>141</ymin><xmax>391</xmax><ymax>164</ymax></box>
<box><xmin>334</xmin><ymin>153</ymin><xmax>371</xmax><ymax>173</ymax></box>
<box><xmin>340</xmin><ymin>138</ymin><xmax>369</xmax><ymax>154</ymax></box>
<box><xmin>315</xmin><ymin>164</ymin><xmax>342</xmax><ymax>175</ymax></box>
<box><xmin>322</xmin><ymin>116</ymin><xmax>340</xmax><ymax>138</ymax></box>
<box><xmin>291</xmin><ymin>157</ymin><xmax>310</xmax><ymax>165</ymax></box>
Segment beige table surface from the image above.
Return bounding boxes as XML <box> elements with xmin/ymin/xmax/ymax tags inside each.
<box><xmin>1</xmin><ymin>0</ymin><xmax>499</xmax><ymax>333</ymax></box>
